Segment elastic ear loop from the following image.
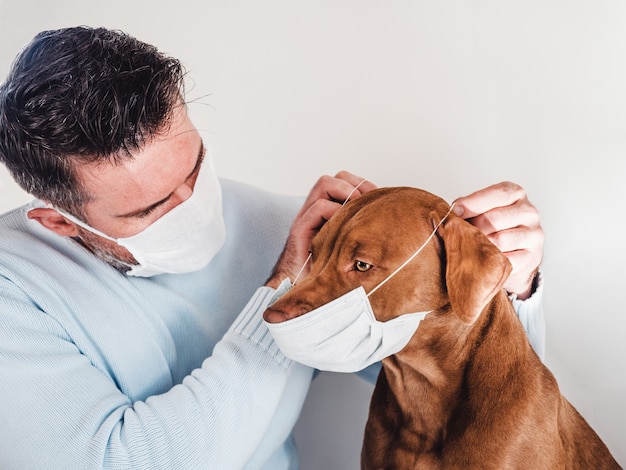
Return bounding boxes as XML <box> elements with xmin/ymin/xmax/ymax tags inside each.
<box><xmin>293</xmin><ymin>179</ymin><xmax>369</xmax><ymax>285</ymax></box>
<box><xmin>51</xmin><ymin>207</ymin><xmax>118</xmax><ymax>242</ymax></box>
<box><xmin>366</xmin><ymin>202</ymin><xmax>455</xmax><ymax>298</ymax></box>
<box><xmin>341</xmin><ymin>179</ymin><xmax>368</xmax><ymax>207</ymax></box>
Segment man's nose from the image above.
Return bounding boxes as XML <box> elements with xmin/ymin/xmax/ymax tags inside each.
<box><xmin>170</xmin><ymin>180</ymin><xmax>194</xmax><ymax>206</ymax></box>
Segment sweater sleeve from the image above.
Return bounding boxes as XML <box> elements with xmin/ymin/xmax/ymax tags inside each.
<box><xmin>0</xmin><ymin>282</ymin><xmax>312</xmax><ymax>469</ymax></box>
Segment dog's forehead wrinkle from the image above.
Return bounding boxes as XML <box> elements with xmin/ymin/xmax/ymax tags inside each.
<box><xmin>348</xmin><ymin>236</ymin><xmax>387</xmax><ymax>262</ymax></box>
<box><xmin>341</xmin><ymin>217</ymin><xmax>430</xmax><ymax>264</ymax></box>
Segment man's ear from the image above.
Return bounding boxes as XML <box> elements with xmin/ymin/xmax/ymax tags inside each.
<box><xmin>436</xmin><ymin>214</ymin><xmax>512</xmax><ymax>324</ymax></box>
<box><xmin>27</xmin><ymin>208</ymin><xmax>80</xmax><ymax>237</ymax></box>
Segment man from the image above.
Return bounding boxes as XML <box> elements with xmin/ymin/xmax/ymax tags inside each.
<box><xmin>0</xmin><ymin>27</ymin><xmax>544</xmax><ymax>468</ymax></box>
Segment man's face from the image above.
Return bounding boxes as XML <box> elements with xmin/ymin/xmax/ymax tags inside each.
<box><xmin>71</xmin><ymin>105</ymin><xmax>205</xmax><ymax>268</ymax></box>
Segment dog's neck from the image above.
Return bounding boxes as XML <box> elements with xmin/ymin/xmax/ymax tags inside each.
<box><xmin>377</xmin><ymin>290</ymin><xmax>536</xmax><ymax>447</ymax></box>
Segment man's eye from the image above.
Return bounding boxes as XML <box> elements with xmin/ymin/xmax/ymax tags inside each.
<box><xmin>135</xmin><ymin>206</ymin><xmax>157</xmax><ymax>219</ymax></box>
<box><xmin>354</xmin><ymin>260</ymin><xmax>372</xmax><ymax>272</ymax></box>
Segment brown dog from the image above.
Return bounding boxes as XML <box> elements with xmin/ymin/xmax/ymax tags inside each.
<box><xmin>264</xmin><ymin>187</ymin><xmax>621</xmax><ymax>469</ymax></box>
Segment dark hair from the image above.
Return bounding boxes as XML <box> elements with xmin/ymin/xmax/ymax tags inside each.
<box><xmin>0</xmin><ymin>26</ymin><xmax>185</xmax><ymax>214</ymax></box>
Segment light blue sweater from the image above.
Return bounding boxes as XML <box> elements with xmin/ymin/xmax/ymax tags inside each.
<box><xmin>0</xmin><ymin>179</ymin><xmax>544</xmax><ymax>469</ymax></box>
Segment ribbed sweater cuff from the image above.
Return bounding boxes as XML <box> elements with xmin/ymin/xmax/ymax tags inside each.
<box><xmin>228</xmin><ymin>281</ymin><xmax>293</xmax><ymax>367</ymax></box>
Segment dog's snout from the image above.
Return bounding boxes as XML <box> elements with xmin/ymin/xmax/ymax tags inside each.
<box><xmin>263</xmin><ymin>301</ymin><xmax>315</xmax><ymax>324</ymax></box>
<box><xmin>263</xmin><ymin>306</ymin><xmax>290</xmax><ymax>324</ymax></box>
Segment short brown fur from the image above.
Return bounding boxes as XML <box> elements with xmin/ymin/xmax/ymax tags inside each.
<box><xmin>264</xmin><ymin>187</ymin><xmax>621</xmax><ymax>469</ymax></box>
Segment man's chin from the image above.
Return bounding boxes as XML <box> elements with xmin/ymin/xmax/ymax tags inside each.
<box><xmin>74</xmin><ymin>236</ymin><xmax>136</xmax><ymax>273</ymax></box>
<box><xmin>97</xmin><ymin>252</ymin><xmax>134</xmax><ymax>273</ymax></box>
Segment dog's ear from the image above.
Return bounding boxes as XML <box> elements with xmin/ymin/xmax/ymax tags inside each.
<box><xmin>436</xmin><ymin>214</ymin><xmax>512</xmax><ymax>324</ymax></box>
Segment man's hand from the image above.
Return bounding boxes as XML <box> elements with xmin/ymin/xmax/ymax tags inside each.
<box><xmin>266</xmin><ymin>171</ymin><xmax>377</xmax><ymax>289</ymax></box>
<box><xmin>453</xmin><ymin>181</ymin><xmax>544</xmax><ymax>300</ymax></box>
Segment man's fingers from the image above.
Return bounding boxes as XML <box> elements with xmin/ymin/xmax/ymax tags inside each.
<box><xmin>300</xmin><ymin>171</ymin><xmax>377</xmax><ymax>215</ymax></box>
<box><xmin>295</xmin><ymin>198</ymin><xmax>343</xmax><ymax>236</ymax></box>
<box><xmin>487</xmin><ymin>226</ymin><xmax>544</xmax><ymax>260</ymax></box>
<box><xmin>333</xmin><ymin>170</ymin><xmax>378</xmax><ymax>197</ymax></box>
<box><xmin>267</xmin><ymin>171</ymin><xmax>376</xmax><ymax>288</ymax></box>
<box><xmin>453</xmin><ymin>181</ymin><xmax>526</xmax><ymax>219</ymax></box>
<box><xmin>455</xmin><ymin>181</ymin><xmax>543</xmax><ymax>299</ymax></box>
<box><xmin>467</xmin><ymin>200</ymin><xmax>540</xmax><ymax>235</ymax></box>
<box><xmin>266</xmin><ymin>198</ymin><xmax>344</xmax><ymax>288</ymax></box>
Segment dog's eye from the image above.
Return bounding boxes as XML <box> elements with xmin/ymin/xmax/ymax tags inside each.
<box><xmin>354</xmin><ymin>260</ymin><xmax>372</xmax><ymax>272</ymax></box>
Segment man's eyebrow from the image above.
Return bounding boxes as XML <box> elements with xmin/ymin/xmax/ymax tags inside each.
<box><xmin>117</xmin><ymin>141</ymin><xmax>205</xmax><ymax>219</ymax></box>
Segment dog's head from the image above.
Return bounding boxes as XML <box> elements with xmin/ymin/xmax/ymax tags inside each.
<box><xmin>264</xmin><ymin>187</ymin><xmax>511</xmax><ymax>327</ymax></box>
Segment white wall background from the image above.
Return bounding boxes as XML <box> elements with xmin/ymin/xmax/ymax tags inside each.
<box><xmin>1</xmin><ymin>1</ymin><xmax>624</xmax><ymax>467</ymax></box>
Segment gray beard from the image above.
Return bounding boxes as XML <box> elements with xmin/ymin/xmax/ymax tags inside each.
<box><xmin>72</xmin><ymin>236</ymin><xmax>134</xmax><ymax>274</ymax></box>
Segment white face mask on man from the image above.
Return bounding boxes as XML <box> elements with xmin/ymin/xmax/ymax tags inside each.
<box><xmin>55</xmin><ymin>156</ymin><xmax>226</xmax><ymax>277</ymax></box>
<box><xmin>264</xmin><ymin>203</ymin><xmax>454</xmax><ymax>373</ymax></box>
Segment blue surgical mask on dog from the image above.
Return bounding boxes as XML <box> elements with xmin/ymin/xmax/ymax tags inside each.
<box><xmin>54</xmin><ymin>155</ymin><xmax>225</xmax><ymax>277</ymax></box>
<box><xmin>265</xmin><ymin>204</ymin><xmax>454</xmax><ymax>373</ymax></box>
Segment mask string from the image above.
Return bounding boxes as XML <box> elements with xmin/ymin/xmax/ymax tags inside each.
<box><xmin>292</xmin><ymin>252</ymin><xmax>312</xmax><ymax>285</ymax></box>
<box><xmin>342</xmin><ymin>179</ymin><xmax>368</xmax><ymax>207</ymax></box>
<box><xmin>293</xmin><ymin>179</ymin><xmax>368</xmax><ymax>285</ymax></box>
<box><xmin>366</xmin><ymin>202</ymin><xmax>456</xmax><ymax>298</ymax></box>
<box><xmin>51</xmin><ymin>206</ymin><xmax>118</xmax><ymax>242</ymax></box>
